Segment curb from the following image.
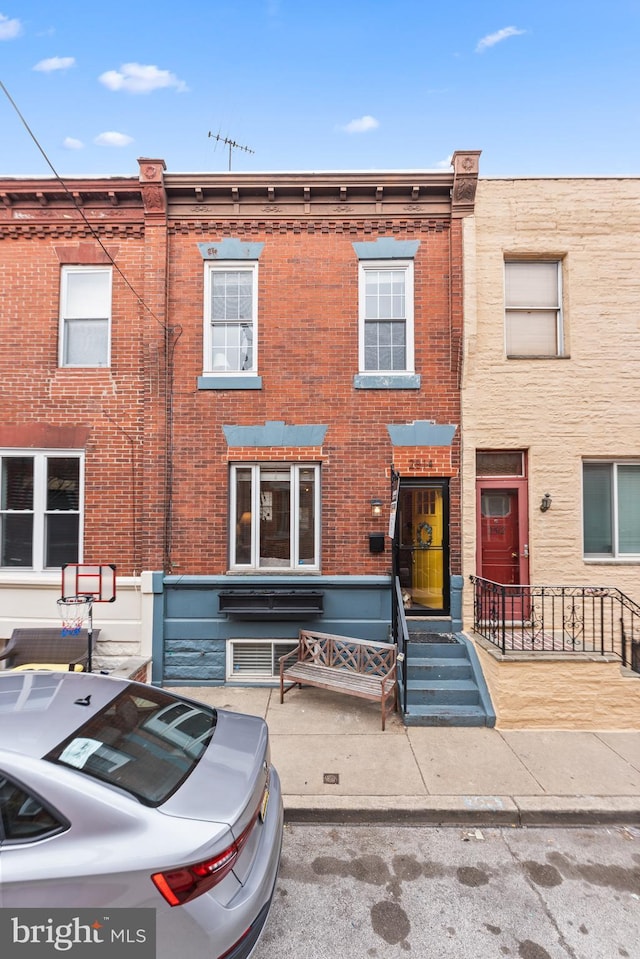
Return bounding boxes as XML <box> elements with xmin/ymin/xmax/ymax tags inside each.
<box><xmin>282</xmin><ymin>795</ymin><xmax>640</xmax><ymax>827</ymax></box>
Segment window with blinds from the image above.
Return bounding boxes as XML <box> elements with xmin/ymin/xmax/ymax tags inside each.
<box><xmin>504</xmin><ymin>260</ymin><xmax>562</xmax><ymax>357</ymax></box>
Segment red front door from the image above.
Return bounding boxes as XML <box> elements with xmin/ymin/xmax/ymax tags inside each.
<box><xmin>477</xmin><ymin>479</ymin><xmax>529</xmax><ymax>619</ymax></box>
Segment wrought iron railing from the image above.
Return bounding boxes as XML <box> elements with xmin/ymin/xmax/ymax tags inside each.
<box><xmin>469</xmin><ymin>576</ymin><xmax>640</xmax><ymax>674</ymax></box>
<box><xmin>391</xmin><ymin>575</ymin><xmax>409</xmax><ymax>712</ymax></box>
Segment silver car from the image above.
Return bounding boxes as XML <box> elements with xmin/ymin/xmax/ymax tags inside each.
<box><xmin>0</xmin><ymin>670</ymin><xmax>283</xmax><ymax>959</ymax></box>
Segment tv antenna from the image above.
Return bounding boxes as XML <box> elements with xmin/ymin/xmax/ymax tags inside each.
<box><xmin>208</xmin><ymin>131</ymin><xmax>255</xmax><ymax>171</ymax></box>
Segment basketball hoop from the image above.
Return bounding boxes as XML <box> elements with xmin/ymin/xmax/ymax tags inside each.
<box><xmin>57</xmin><ymin>595</ymin><xmax>92</xmax><ymax>637</ymax></box>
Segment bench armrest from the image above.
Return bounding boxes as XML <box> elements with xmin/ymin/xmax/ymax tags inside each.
<box><xmin>278</xmin><ymin>644</ymin><xmax>301</xmax><ymax>677</ymax></box>
<box><xmin>0</xmin><ymin>638</ymin><xmax>18</xmax><ymax>662</ymax></box>
<box><xmin>380</xmin><ymin>663</ymin><xmax>398</xmax><ymax>694</ymax></box>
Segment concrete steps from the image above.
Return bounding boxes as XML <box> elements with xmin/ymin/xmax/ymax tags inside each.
<box><xmin>403</xmin><ymin>634</ymin><xmax>495</xmax><ymax>727</ymax></box>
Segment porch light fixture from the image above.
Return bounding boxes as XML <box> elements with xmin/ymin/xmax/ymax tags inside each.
<box><xmin>370</xmin><ymin>498</ymin><xmax>383</xmax><ymax>519</ymax></box>
<box><xmin>540</xmin><ymin>493</ymin><xmax>552</xmax><ymax>512</ymax></box>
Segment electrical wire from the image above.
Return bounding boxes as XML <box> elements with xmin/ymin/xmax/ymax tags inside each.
<box><xmin>0</xmin><ymin>78</ymin><xmax>169</xmax><ymax>332</ymax></box>
<box><xmin>1</xmin><ymin>77</ymin><xmax>182</xmax><ymax>571</ymax></box>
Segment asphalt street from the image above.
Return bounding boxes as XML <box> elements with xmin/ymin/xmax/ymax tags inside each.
<box><xmin>256</xmin><ymin>823</ymin><xmax>640</xmax><ymax>959</ymax></box>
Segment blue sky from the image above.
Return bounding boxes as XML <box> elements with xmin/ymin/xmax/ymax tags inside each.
<box><xmin>1</xmin><ymin>1</ymin><xmax>639</xmax><ymax>178</ymax></box>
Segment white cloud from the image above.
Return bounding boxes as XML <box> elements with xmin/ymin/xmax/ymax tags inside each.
<box><xmin>94</xmin><ymin>131</ymin><xmax>134</xmax><ymax>147</ymax></box>
<box><xmin>476</xmin><ymin>26</ymin><xmax>526</xmax><ymax>53</ymax></box>
<box><xmin>63</xmin><ymin>137</ymin><xmax>84</xmax><ymax>150</ymax></box>
<box><xmin>341</xmin><ymin>115</ymin><xmax>379</xmax><ymax>134</ymax></box>
<box><xmin>435</xmin><ymin>156</ymin><xmax>452</xmax><ymax>169</ymax></box>
<box><xmin>34</xmin><ymin>56</ymin><xmax>75</xmax><ymax>72</ymax></box>
<box><xmin>0</xmin><ymin>13</ymin><xmax>21</xmax><ymax>39</ymax></box>
<box><xmin>98</xmin><ymin>62</ymin><xmax>188</xmax><ymax>94</ymax></box>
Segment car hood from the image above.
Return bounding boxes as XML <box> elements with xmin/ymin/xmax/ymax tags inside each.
<box><xmin>158</xmin><ymin>708</ymin><xmax>270</xmax><ymax>826</ymax></box>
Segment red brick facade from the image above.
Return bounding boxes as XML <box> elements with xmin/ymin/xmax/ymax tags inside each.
<box><xmin>0</xmin><ymin>153</ymin><xmax>478</xmax><ymax>655</ymax></box>
<box><xmin>0</xmin><ymin>179</ymin><xmax>150</xmax><ymax>577</ymax></box>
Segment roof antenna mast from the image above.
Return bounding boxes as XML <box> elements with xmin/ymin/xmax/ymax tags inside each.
<box><xmin>208</xmin><ymin>131</ymin><xmax>255</xmax><ymax>171</ymax></box>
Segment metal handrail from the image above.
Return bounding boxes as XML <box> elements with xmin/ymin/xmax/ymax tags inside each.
<box><xmin>469</xmin><ymin>576</ymin><xmax>640</xmax><ymax>674</ymax></box>
<box><xmin>392</xmin><ymin>575</ymin><xmax>410</xmax><ymax>712</ymax></box>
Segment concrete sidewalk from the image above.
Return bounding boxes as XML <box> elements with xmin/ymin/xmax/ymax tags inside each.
<box><xmin>172</xmin><ymin>684</ymin><xmax>640</xmax><ymax>827</ymax></box>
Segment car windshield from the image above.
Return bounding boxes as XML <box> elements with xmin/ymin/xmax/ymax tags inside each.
<box><xmin>46</xmin><ymin>687</ymin><xmax>217</xmax><ymax>806</ymax></box>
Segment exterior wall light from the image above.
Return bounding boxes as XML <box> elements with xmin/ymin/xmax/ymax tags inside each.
<box><xmin>540</xmin><ymin>493</ymin><xmax>552</xmax><ymax>512</ymax></box>
<box><xmin>370</xmin><ymin>498</ymin><xmax>383</xmax><ymax>519</ymax></box>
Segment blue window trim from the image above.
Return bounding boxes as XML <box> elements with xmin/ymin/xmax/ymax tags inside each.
<box><xmin>223</xmin><ymin>421</ymin><xmax>328</xmax><ymax>447</ymax></box>
<box><xmin>354</xmin><ymin>373</ymin><xmax>421</xmax><ymax>390</ymax></box>
<box><xmin>352</xmin><ymin>238</ymin><xmax>420</xmax><ymax>260</ymax></box>
<box><xmin>386</xmin><ymin>421</ymin><xmax>457</xmax><ymax>446</ymax></box>
<box><xmin>198</xmin><ymin>240</ymin><xmax>265</xmax><ymax>261</ymax></box>
<box><xmin>198</xmin><ymin>375</ymin><xmax>263</xmax><ymax>391</ymax></box>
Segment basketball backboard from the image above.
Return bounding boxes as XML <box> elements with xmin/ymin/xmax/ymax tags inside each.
<box><xmin>61</xmin><ymin>563</ymin><xmax>116</xmax><ymax>602</ymax></box>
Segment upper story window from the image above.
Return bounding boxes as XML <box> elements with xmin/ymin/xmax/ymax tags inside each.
<box><xmin>583</xmin><ymin>461</ymin><xmax>640</xmax><ymax>559</ymax></box>
<box><xmin>358</xmin><ymin>260</ymin><xmax>414</xmax><ymax>373</ymax></box>
<box><xmin>0</xmin><ymin>452</ymin><xmax>82</xmax><ymax>570</ymax></box>
<box><xmin>60</xmin><ymin>266</ymin><xmax>112</xmax><ymax>367</ymax></box>
<box><xmin>504</xmin><ymin>260</ymin><xmax>563</xmax><ymax>358</ymax></box>
<box><xmin>204</xmin><ymin>263</ymin><xmax>258</xmax><ymax>374</ymax></box>
<box><xmin>230</xmin><ymin>464</ymin><xmax>319</xmax><ymax>570</ymax></box>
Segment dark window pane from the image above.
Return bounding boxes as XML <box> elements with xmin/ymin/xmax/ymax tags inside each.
<box><xmin>235</xmin><ymin>468</ymin><xmax>252</xmax><ymax>564</ymax></box>
<box><xmin>583</xmin><ymin>464</ymin><xmax>612</xmax><ymax>555</ymax></box>
<box><xmin>45</xmin><ymin>514</ymin><xmax>79</xmax><ymax>568</ymax></box>
<box><xmin>47</xmin><ymin>458</ymin><xmax>80</xmax><ymax>510</ymax></box>
<box><xmin>2</xmin><ymin>457</ymin><xmax>33</xmax><ymax>509</ymax></box>
<box><xmin>1</xmin><ymin>514</ymin><xmax>33</xmax><ymax>566</ymax></box>
<box><xmin>298</xmin><ymin>469</ymin><xmax>315</xmax><ymax>565</ymax></box>
<box><xmin>260</xmin><ymin>471</ymin><xmax>290</xmax><ymax>566</ymax></box>
<box><xmin>618</xmin><ymin>465</ymin><xmax>640</xmax><ymax>554</ymax></box>
<box><xmin>476</xmin><ymin>452</ymin><xmax>525</xmax><ymax>476</ymax></box>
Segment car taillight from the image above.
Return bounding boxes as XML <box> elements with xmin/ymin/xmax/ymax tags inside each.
<box><xmin>151</xmin><ymin>776</ymin><xmax>269</xmax><ymax>907</ymax></box>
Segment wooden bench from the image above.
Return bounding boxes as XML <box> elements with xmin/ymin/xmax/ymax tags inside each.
<box><xmin>0</xmin><ymin>628</ymin><xmax>100</xmax><ymax>671</ymax></box>
<box><xmin>279</xmin><ymin>629</ymin><xmax>402</xmax><ymax>730</ymax></box>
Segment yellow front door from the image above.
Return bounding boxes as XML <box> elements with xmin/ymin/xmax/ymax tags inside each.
<box><xmin>398</xmin><ymin>484</ymin><xmax>448</xmax><ymax>614</ymax></box>
<box><xmin>412</xmin><ymin>487</ymin><xmax>444</xmax><ymax>608</ymax></box>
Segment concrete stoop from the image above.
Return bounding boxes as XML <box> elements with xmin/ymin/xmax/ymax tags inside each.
<box><xmin>403</xmin><ymin>630</ymin><xmax>496</xmax><ymax>727</ymax></box>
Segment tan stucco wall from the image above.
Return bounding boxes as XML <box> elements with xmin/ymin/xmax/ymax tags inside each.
<box><xmin>474</xmin><ymin>640</ymin><xmax>640</xmax><ymax>729</ymax></box>
<box><xmin>462</xmin><ymin>177</ymin><xmax>640</xmax><ymax>627</ymax></box>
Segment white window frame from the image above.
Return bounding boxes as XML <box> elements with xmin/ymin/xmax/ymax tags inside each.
<box><xmin>583</xmin><ymin>460</ymin><xmax>640</xmax><ymax>560</ymax></box>
<box><xmin>0</xmin><ymin>450</ymin><xmax>84</xmax><ymax>571</ymax></box>
<box><xmin>203</xmin><ymin>262</ymin><xmax>259</xmax><ymax>374</ymax></box>
<box><xmin>59</xmin><ymin>266</ymin><xmax>112</xmax><ymax>368</ymax></box>
<box><xmin>504</xmin><ymin>259</ymin><xmax>563</xmax><ymax>358</ymax></box>
<box><xmin>358</xmin><ymin>259</ymin><xmax>415</xmax><ymax>374</ymax></box>
<box><xmin>230</xmin><ymin>463</ymin><xmax>320</xmax><ymax>570</ymax></box>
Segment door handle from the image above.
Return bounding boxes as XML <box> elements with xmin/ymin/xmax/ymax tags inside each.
<box><xmin>511</xmin><ymin>552</ymin><xmax>517</xmax><ymax>558</ymax></box>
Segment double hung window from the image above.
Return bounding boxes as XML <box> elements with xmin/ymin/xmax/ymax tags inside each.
<box><xmin>205</xmin><ymin>264</ymin><xmax>258</xmax><ymax>373</ymax></box>
<box><xmin>583</xmin><ymin>462</ymin><xmax>640</xmax><ymax>558</ymax></box>
<box><xmin>230</xmin><ymin>464</ymin><xmax>319</xmax><ymax>569</ymax></box>
<box><xmin>0</xmin><ymin>452</ymin><xmax>82</xmax><ymax>569</ymax></box>
<box><xmin>504</xmin><ymin>260</ymin><xmax>563</xmax><ymax>357</ymax></box>
<box><xmin>60</xmin><ymin>266</ymin><xmax>112</xmax><ymax>367</ymax></box>
<box><xmin>359</xmin><ymin>260</ymin><xmax>414</xmax><ymax>373</ymax></box>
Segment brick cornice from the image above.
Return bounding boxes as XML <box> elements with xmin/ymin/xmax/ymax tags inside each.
<box><xmin>0</xmin><ymin>152</ymin><xmax>481</xmax><ymax>234</ymax></box>
<box><xmin>0</xmin><ymin>174</ymin><xmax>144</xmax><ymax>236</ymax></box>
<box><xmin>0</xmin><ymin>222</ymin><xmax>144</xmax><ymax>240</ymax></box>
<box><xmin>168</xmin><ymin>218</ymin><xmax>452</xmax><ymax>236</ymax></box>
